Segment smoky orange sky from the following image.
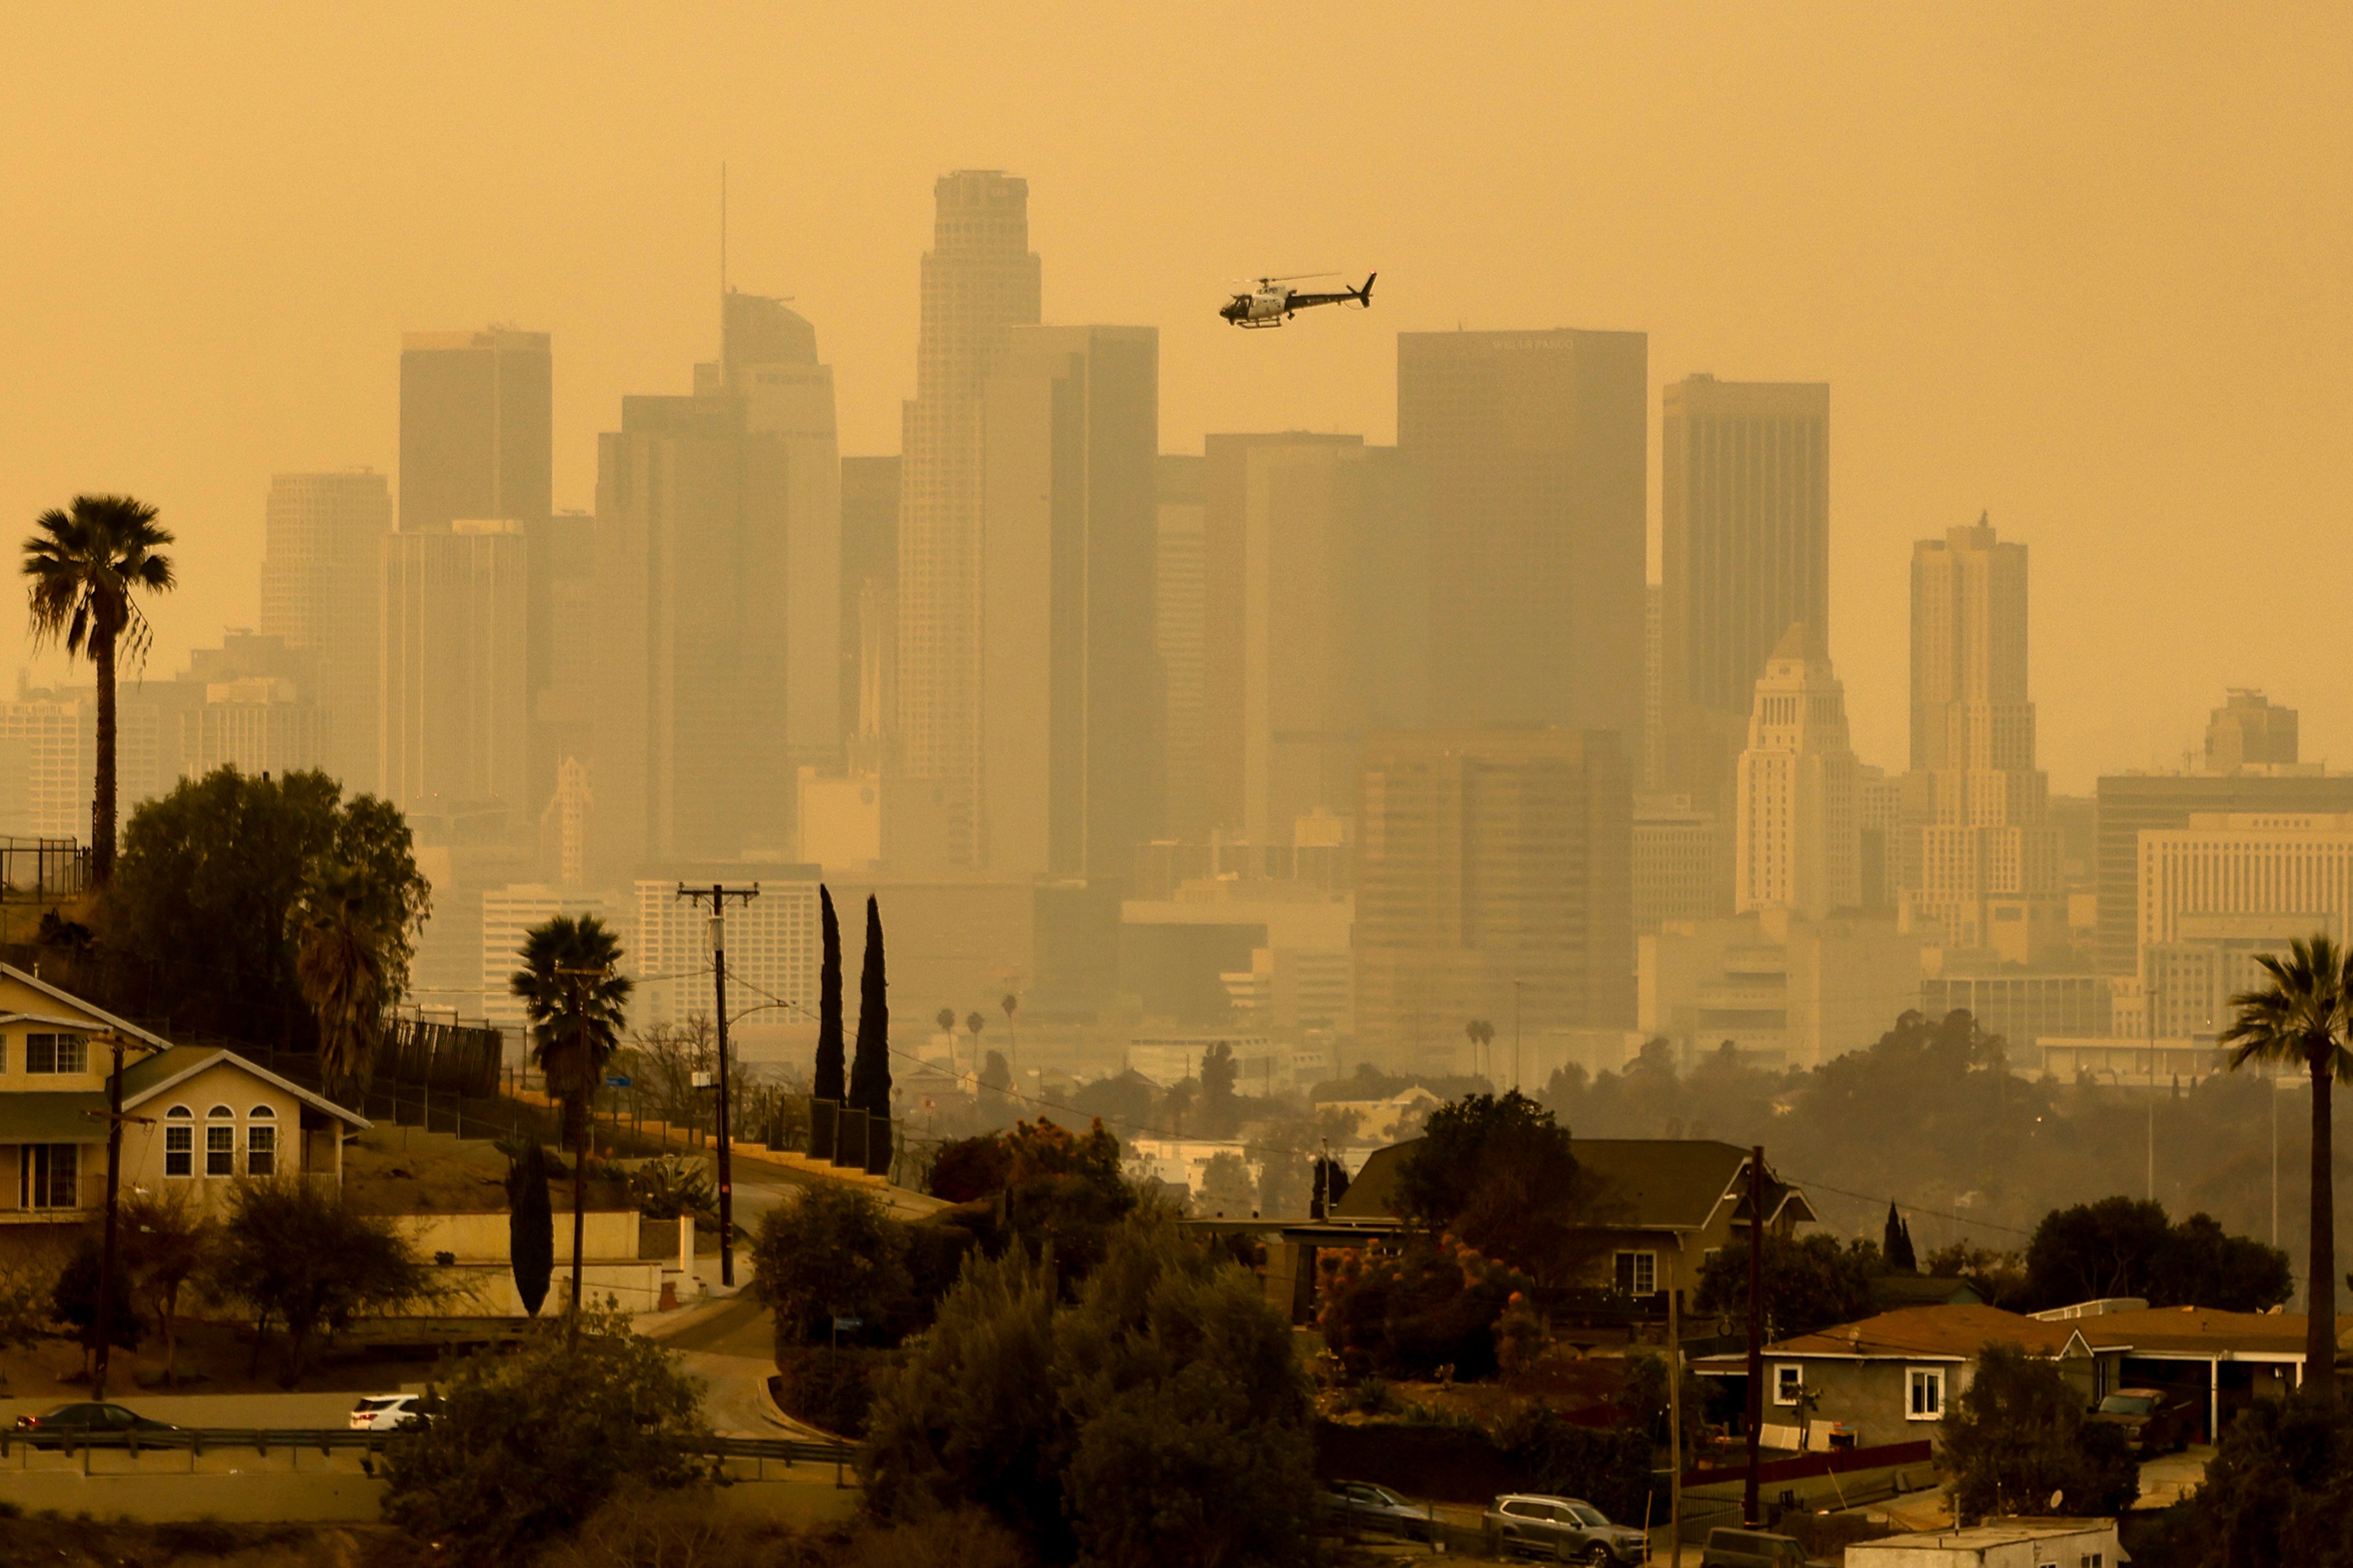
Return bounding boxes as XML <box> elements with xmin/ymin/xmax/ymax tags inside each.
<box><xmin>4</xmin><ymin>4</ymin><xmax>2347</xmax><ymax>792</ymax></box>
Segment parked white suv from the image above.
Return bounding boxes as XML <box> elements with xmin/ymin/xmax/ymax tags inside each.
<box><xmin>348</xmin><ymin>1394</ymin><xmax>422</xmax><ymax>1431</ymax></box>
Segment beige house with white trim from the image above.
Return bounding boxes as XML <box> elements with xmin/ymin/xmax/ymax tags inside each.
<box><xmin>0</xmin><ymin>965</ymin><xmax>367</xmax><ymax>1222</ymax></box>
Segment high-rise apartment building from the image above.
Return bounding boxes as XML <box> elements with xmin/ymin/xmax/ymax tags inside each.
<box><xmin>1643</xmin><ymin>584</ymin><xmax>1664</xmax><ymax>791</ymax></box>
<box><xmin>1735</xmin><ymin>625</ymin><xmax>1860</xmax><ymax>920</ymax></box>
<box><xmin>1902</xmin><ymin>516</ymin><xmax>2063</xmax><ymax>961</ymax></box>
<box><xmin>977</xmin><ymin>324</ymin><xmax>1159</xmax><ymax>878</ymax></box>
<box><xmin>481</xmin><ymin>884</ymin><xmax>616</xmax><ymax>1042</ymax></box>
<box><xmin>632</xmin><ymin>872</ymin><xmax>819</xmax><ymax>1029</ymax></box>
<box><xmin>398</xmin><ymin>330</ymin><xmax>552</xmax><ymax>533</ymax></box>
<box><xmin>897</xmin><ymin>172</ymin><xmax>1043</xmax><ymax>863</ymax></box>
<box><xmin>2205</xmin><ymin>689</ymin><xmax>2298</xmax><ymax>774</ymax></box>
<box><xmin>1396</xmin><ymin>329</ymin><xmax>1645</xmax><ymax>741</ymax></box>
<box><xmin>1356</xmin><ymin>728</ymin><xmax>1633</xmax><ymax>1070</ymax></box>
<box><xmin>259</xmin><ymin>471</ymin><xmax>390</xmax><ymax>789</ymax></box>
<box><xmin>1155</xmin><ymin>455</ymin><xmax>1210</xmax><ymax>841</ymax></box>
<box><xmin>2095</xmin><ymin>771</ymin><xmax>2353</xmax><ymax>974</ymax></box>
<box><xmin>1659</xmin><ymin>376</ymin><xmax>1830</xmax><ymax>814</ymax></box>
<box><xmin>380</xmin><ymin>522</ymin><xmax>530</xmax><ymax>818</ymax></box>
<box><xmin>0</xmin><ymin>695</ymin><xmax>91</xmax><ymax>840</ymax></box>
<box><xmin>1633</xmin><ymin>794</ymin><xmax>1731</xmax><ymax>933</ymax></box>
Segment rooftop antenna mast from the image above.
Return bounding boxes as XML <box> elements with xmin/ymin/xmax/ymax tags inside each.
<box><xmin>719</xmin><ymin>162</ymin><xmax>728</xmax><ymax>357</ymax></box>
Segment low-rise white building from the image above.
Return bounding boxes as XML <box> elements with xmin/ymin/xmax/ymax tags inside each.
<box><xmin>1846</xmin><ymin>1519</ymin><xmax>2121</xmax><ymax>1568</ymax></box>
<box><xmin>1641</xmin><ymin>907</ymin><xmax>1920</xmax><ymax>1068</ymax></box>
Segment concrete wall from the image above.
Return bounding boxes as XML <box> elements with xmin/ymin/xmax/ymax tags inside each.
<box><xmin>395</xmin><ymin>1209</ymin><xmax>640</xmax><ymax>1263</ymax></box>
<box><xmin>426</xmin><ymin>1260</ymin><xmax>673</xmax><ymax>1316</ymax></box>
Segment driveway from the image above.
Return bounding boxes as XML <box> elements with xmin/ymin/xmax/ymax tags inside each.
<box><xmin>2139</xmin><ymin>1444</ymin><xmax>2214</xmax><ymax>1508</ymax></box>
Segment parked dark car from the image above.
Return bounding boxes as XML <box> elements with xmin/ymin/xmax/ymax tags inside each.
<box><xmin>1484</xmin><ymin>1493</ymin><xmax>1649</xmax><ymax>1563</ymax></box>
<box><xmin>1698</xmin><ymin>1527</ymin><xmax>1827</xmax><ymax>1567</ymax></box>
<box><xmin>2087</xmin><ymin>1386</ymin><xmax>2196</xmax><ymax>1453</ymax></box>
<box><xmin>1316</xmin><ymin>1479</ymin><xmax>1432</xmax><ymax>1540</ymax></box>
<box><xmin>12</xmin><ymin>1402</ymin><xmax>179</xmax><ymax>1448</ymax></box>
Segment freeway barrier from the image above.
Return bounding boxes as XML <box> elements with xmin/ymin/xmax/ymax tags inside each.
<box><xmin>2</xmin><ymin>1427</ymin><xmax>860</xmax><ymax>1483</ymax></box>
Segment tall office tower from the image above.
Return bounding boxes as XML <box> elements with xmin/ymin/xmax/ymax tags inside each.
<box><xmin>1155</xmin><ymin>455</ymin><xmax>1210</xmax><ymax>841</ymax></box>
<box><xmin>1856</xmin><ymin>763</ymin><xmax>1904</xmax><ymax>912</ymax></box>
<box><xmin>380</xmin><ymin>522</ymin><xmax>530</xmax><ymax>819</ymax></box>
<box><xmin>172</xmin><ymin>630</ymin><xmax>324</xmax><ymax>783</ymax></box>
<box><xmin>705</xmin><ymin>291</ymin><xmax>842</xmax><ymax>777</ymax></box>
<box><xmin>840</xmin><ymin>457</ymin><xmax>900</xmax><ymax>760</ymax></box>
<box><xmin>897</xmin><ymin>171</ymin><xmax>1043</xmax><ymax>863</ymax></box>
<box><xmin>2094</xmin><ymin>771</ymin><xmax>2353</xmax><ymax>974</ymax></box>
<box><xmin>398</xmin><ymin>330</ymin><xmax>552</xmax><ymax>533</ymax></box>
<box><xmin>1734</xmin><ymin>625</ymin><xmax>1859</xmax><ymax>920</ymax></box>
<box><xmin>1633</xmin><ymin>794</ymin><xmax>1732</xmax><ymax>933</ymax></box>
<box><xmin>977</xmin><ymin>325</ymin><xmax>1159</xmax><ymax>878</ymax></box>
<box><xmin>1660</xmin><ymin>376</ymin><xmax>1830</xmax><ymax>814</ymax></box>
<box><xmin>593</xmin><ymin>390</ymin><xmax>808</xmax><ymax>871</ymax></box>
<box><xmin>1202</xmin><ymin>431</ymin><xmax>1361</xmax><ymax>833</ymax></box>
<box><xmin>259</xmin><ymin>471</ymin><xmax>391</xmax><ymax>790</ymax></box>
<box><xmin>1235</xmin><ymin>438</ymin><xmax>1431</xmax><ymax>848</ymax></box>
<box><xmin>2205</xmin><ymin>689</ymin><xmax>2298</xmax><ymax>773</ymax></box>
<box><xmin>1643</xmin><ymin>584</ymin><xmax>1664</xmax><ymax>791</ymax></box>
<box><xmin>1396</xmin><ymin>329</ymin><xmax>1645</xmax><ymax>741</ymax></box>
<box><xmin>1902</xmin><ymin>514</ymin><xmax>2063</xmax><ymax>962</ymax></box>
<box><xmin>523</xmin><ymin>511</ymin><xmax>597</xmax><ymax>834</ymax></box>
<box><xmin>1356</xmin><ymin>729</ymin><xmax>1633</xmax><ymax>1071</ymax></box>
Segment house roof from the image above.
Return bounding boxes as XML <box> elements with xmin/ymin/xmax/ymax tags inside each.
<box><xmin>2074</xmin><ymin>1304</ymin><xmax>2346</xmax><ymax>1359</ymax></box>
<box><xmin>1871</xmin><ymin>1274</ymin><xmax>1987</xmax><ymax>1310</ymax></box>
<box><xmin>1694</xmin><ymin>1304</ymin><xmax>2079</xmax><ymax>1366</ymax></box>
<box><xmin>0</xmin><ymin>1091</ymin><xmax>108</xmax><ymax>1144</ymax></box>
<box><xmin>1332</xmin><ymin>1136</ymin><xmax>1814</xmax><ymax>1231</ymax></box>
<box><xmin>118</xmin><ymin>1045</ymin><xmax>370</xmax><ymax>1129</ymax></box>
<box><xmin>0</xmin><ymin>965</ymin><xmax>172</xmax><ymax>1052</ymax></box>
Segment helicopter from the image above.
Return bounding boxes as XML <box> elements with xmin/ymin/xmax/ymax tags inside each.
<box><xmin>1220</xmin><ymin>272</ymin><xmax>1375</xmax><ymax>329</ymax></box>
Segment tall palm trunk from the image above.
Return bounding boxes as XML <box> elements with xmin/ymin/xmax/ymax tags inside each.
<box><xmin>567</xmin><ymin>1089</ymin><xmax>587</xmax><ymax>1339</ymax></box>
<box><xmin>2311</xmin><ymin>1056</ymin><xmax>2337</xmax><ymax>1399</ymax></box>
<box><xmin>91</xmin><ymin>620</ymin><xmax>116</xmax><ymax>884</ymax></box>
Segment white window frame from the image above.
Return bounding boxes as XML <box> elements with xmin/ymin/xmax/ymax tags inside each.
<box><xmin>164</xmin><ymin>1106</ymin><xmax>194</xmax><ymax>1178</ymax></box>
<box><xmin>1908</xmin><ymin>1366</ymin><xmax>1946</xmax><ymax>1420</ymax></box>
<box><xmin>1773</xmin><ymin>1363</ymin><xmax>1804</xmax><ymax>1406</ymax></box>
<box><xmin>25</xmin><ymin>1031</ymin><xmax>86</xmax><ymax>1074</ymax></box>
<box><xmin>247</xmin><ymin>1106</ymin><xmax>277</xmax><ymax>1177</ymax></box>
<box><xmin>206</xmin><ymin>1105</ymin><xmax>236</xmax><ymax>1177</ymax></box>
<box><xmin>1614</xmin><ymin>1249</ymin><xmax>1659</xmax><ymax>1295</ymax></box>
<box><xmin>20</xmin><ymin>1143</ymin><xmax>79</xmax><ymax>1209</ymax></box>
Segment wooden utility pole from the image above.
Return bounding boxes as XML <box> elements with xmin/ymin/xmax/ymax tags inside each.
<box><xmin>676</xmin><ymin>882</ymin><xmax>758</xmax><ymax>1288</ymax></box>
<box><xmin>1744</xmin><ymin>1144</ymin><xmax>1767</xmax><ymax>1528</ymax></box>
<box><xmin>89</xmin><ymin>1033</ymin><xmax>129</xmax><ymax>1399</ymax></box>
<box><xmin>1668</xmin><ymin>1248</ymin><xmax>1684</xmax><ymax>1565</ymax></box>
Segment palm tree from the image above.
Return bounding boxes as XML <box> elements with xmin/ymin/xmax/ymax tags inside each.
<box><xmin>510</xmin><ymin>914</ymin><xmax>632</xmax><ymax>1332</ymax></box>
<box><xmin>21</xmin><ymin>495</ymin><xmax>176</xmax><ymax>884</ymax></box>
<box><xmin>2221</xmin><ymin>933</ymin><xmax>2353</xmax><ymax>1399</ymax></box>
<box><xmin>295</xmin><ymin>862</ymin><xmax>390</xmax><ymax>1103</ymax></box>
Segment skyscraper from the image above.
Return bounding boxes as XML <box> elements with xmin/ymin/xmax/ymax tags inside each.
<box><xmin>379</xmin><ymin>520</ymin><xmax>530</xmax><ymax>817</ymax></box>
<box><xmin>398</xmin><ymin>330</ymin><xmax>552</xmax><ymax>533</ymax></box>
<box><xmin>840</xmin><ymin>457</ymin><xmax>900</xmax><ymax>760</ymax></box>
<box><xmin>2205</xmin><ymin>688</ymin><xmax>2298</xmax><ymax>774</ymax></box>
<box><xmin>1155</xmin><ymin>455</ymin><xmax>1209</xmax><ymax>841</ymax></box>
<box><xmin>260</xmin><ymin>471</ymin><xmax>390</xmax><ymax>791</ymax></box>
<box><xmin>1356</xmin><ymin>728</ymin><xmax>1633</xmax><ymax>1070</ymax></box>
<box><xmin>897</xmin><ymin>172</ymin><xmax>1042</xmax><ymax>863</ymax></box>
<box><xmin>1396</xmin><ymin>329</ymin><xmax>1645</xmax><ymax>741</ymax></box>
<box><xmin>1660</xmin><ymin>376</ymin><xmax>1830</xmax><ymax>813</ymax></box>
<box><xmin>1735</xmin><ymin>624</ymin><xmax>1860</xmax><ymax>920</ymax></box>
<box><xmin>1902</xmin><ymin>514</ymin><xmax>2063</xmax><ymax>961</ymax></box>
<box><xmin>977</xmin><ymin>324</ymin><xmax>1159</xmax><ymax>878</ymax></box>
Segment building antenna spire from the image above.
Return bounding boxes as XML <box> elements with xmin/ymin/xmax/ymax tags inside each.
<box><xmin>720</xmin><ymin>160</ymin><xmax>728</xmax><ymax>305</ymax></box>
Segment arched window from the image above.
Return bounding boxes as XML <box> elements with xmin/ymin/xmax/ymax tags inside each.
<box><xmin>205</xmin><ymin>1105</ymin><xmax>235</xmax><ymax>1177</ymax></box>
<box><xmin>247</xmin><ymin>1105</ymin><xmax>277</xmax><ymax>1177</ymax></box>
<box><xmin>164</xmin><ymin>1106</ymin><xmax>193</xmax><ymax>1178</ymax></box>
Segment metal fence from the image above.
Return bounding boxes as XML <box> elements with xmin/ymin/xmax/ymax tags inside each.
<box><xmin>0</xmin><ymin>836</ymin><xmax>89</xmax><ymax>902</ymax></box>
<box><xmin>0</xmin><ymin>1426</ymin><xmax>859</xmax><ymax>1484</ymax></box>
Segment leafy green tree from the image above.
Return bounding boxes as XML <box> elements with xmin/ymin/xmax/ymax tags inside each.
<box><xmin>2223</xmin><ymin>933</ymin><xmax>2353</xmax><ymax>1399</ymax></box>
<box><xmin>382</xmin><ymin>1300</ymin><xmax>705</xmax><ymax>1566</ymax></box>
<box><xmin>2175</xmin><ymin>1390</ymin><xmax>2353</xmax><ymax>1566</ymax></box>
<box><xmin>1925</xmin><ymin>1241</ymin><xmax>2033</xmax><ymax>1310</ymax></box>
<box><xmin>295</xmin><ymin>860</ymin><xmax>389</xmax><ymax>1099</ymax></box>
<box><xmin>505</xmin><ymin>1141</ymin><xmax>555</xmax><ymax>1318</ymax></box>
<box><xmin>1940</xmin><ymin>1342</ymin><xmax>2139</xmax><ymax>1520</ymax></box>
<box><xmin>931</xmin><ymin>1132</ymin><xmax>1015</xmax><ymax>1203</ymax></box>
<box><xmin>849</xmin><ymin>896</ymin><xmax>891</xmax><ymax>1121</ymax></box>
<box><xmin>200</xmin><ymin>1178</ymin><xmax>434</xmax><ymax>1385</ymax></box>
<box><xmin>110</xmin><ymin>769</ymin><xmax>429</xmax><ymax>1041</ymax></box>
<box><xmin>1316</xmin><ymin>1236</ymin><xmax>1534</xmax><ymax>1380</ymax></box>
<box><xmin>118</xmin><ymin>1188</ymin><xmax>212</xmax><ymax>1383</ymax></box>
<box><xmin>1196</xmin><ymin>1149</ymin><xmax>1255</xmax><ymax>1215</ymax></box>
<box><xmin>21</xmin><ymin>493</ymin><xmax>174</xmax><ymax>882</ymax></box>
<box><xmin>1696</xmin><ymin>1233</ymin><xmax>1882</xmax><ymax>1339</ymax></box>
<box><xmin>813</xmin><ymin>885</ymin><xmax>845</xmax><ymax>1102</ymax></box>
<box><xmin>2026</xmin><ymin>1196</ymin><xmax>2292</xmax><ymax>1313</ymax></box>
<box><xmin>2158</xmin><ymin>1211</ymin><xmax>2294</xmax><ymax>1312</ymax></box>
<box><xmin>1396</xmin><ymin>1091</ymin><xmax>1602</xmax><ymax>1286</ymax></box>
<box><xmin>511</xmin><ymin>913</ymin><xmax>633</xmax><ymax>1327</ymax></box>
<box><xmin>50</xmin><ymin>1236</ymin><xmax>142</xmax><ymax>1374</ymax></box>
<box><xmin>750</xmin><ymin>1184</ymin><xmax>910</xmax><ymax>1349</ymax></box>
<box><xmin>1198</xmin><ymin>1040</ymin><xmax>1240</xmax><ymax>1138</ymax></box>
<box><xmin>979</xmin><ymin>1048</ymin><xmax>1015</xmax><ymax>1119</ymax></box>
<box><xmin>865</xmin><ymin>1214</ymin><xmax>1316</xmax><ymax>1568</ymax></box>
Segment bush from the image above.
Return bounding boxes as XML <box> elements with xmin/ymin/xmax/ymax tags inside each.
<box><xmin>1940</xmin><ymin>1342</ymin><xmax>2139</xmax><ymax>1520</ymax></box>
<box><xmin>1493</xmin><ymin>1405</ymin><xmax>1655</xmax><ymax>1525</ymax></box>
<box><xmin>1316</xmin><ymin>1238</ymin><xmax>1532</xmax><ymax>1381</ymax></box>
<box><xmin>381</xmin><ymin>1300</ymin><xmax>706</xmax><ymax>1565</ymax></box>
<box><xmin>750</xmin><ymin>1185</ymin><xmax>910</xmax><ymax>1350</ymax></box>
<box><xmin>2169</xmin><ymin>1391</ymin><xmax>2353</xmax><ymax>1565</ymax></box>
<box><xmin>628</xmin><ymin>1155</ymin><xmax>718</xmax><ymax>1225</ymax></box>
<box><xmin>777</xmin><ymin>1345</ymin><xmax>881</xmax><ymax>1438</ymax></box>
<box><xmin>199</xmin><ymin>1177</ymin><xmax>434</xmax><ymax>1385</ymax></box>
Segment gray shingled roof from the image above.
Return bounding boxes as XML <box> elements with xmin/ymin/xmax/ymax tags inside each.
<box><xmin>1334</xmin><ymin>1136</ymin><xmax>1812</xmax><ymax>1230</ymax></box>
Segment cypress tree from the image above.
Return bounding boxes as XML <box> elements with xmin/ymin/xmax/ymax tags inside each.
<box><xmin>813</xmin><ymin>885</ymin><xmax>846</xmax><ymax>1102</ymax></box>
<box><xmin>1883</xmin><ymin>1201</ymin><xmax>1918</xmax><ymax>1274</ymax></box>
<box><xmin>848</xmin><ymin>894</ymin><xmax>891</xmax><ymax>1117</ymax></box>
<box><xmin>506</xmin><ymin>1140</ymin><xmax>554</xmax><ymax>1317</ymax></box>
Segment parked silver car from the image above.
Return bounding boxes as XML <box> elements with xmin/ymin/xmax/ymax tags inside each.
<box><xmin>1315</xmin><ymin>1479</ymin><xmax>1433</xmax><ymax>1539</ymax></box>
<box><xmin>1484</xmin><ymin>1493</ymin><xmax>1649</xmax><ymax>1564</ymax></box>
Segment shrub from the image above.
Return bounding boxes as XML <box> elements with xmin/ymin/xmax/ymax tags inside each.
<box><xmin>776</xmin><ymin>1345</ymin><xmax>881</xmax><ymax>1438</ymax></box>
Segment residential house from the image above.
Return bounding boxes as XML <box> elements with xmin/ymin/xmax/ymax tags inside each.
<box><xmin>0</xmin><ymin>966</ymin><xmax>366</xmax><ymax>1222</ymax></box>
<box><xmin>1847</xmin><ymin>1520</ymin><xmax>2123</xmax><ymax>1568</ymax></box>
<box><xmin>1330</xmin><ymin>1136</ymin><xmax>1815</xmax><ymax>1301</ymax></box>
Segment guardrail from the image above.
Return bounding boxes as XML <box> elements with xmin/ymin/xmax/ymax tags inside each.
<box><xmin>0</xmin><ymin>1427</ymin><xmax>861</xmax><ymax>1484</ymax></box>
